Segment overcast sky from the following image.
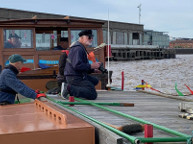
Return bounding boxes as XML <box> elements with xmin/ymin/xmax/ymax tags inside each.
<box><xmin>1</xmin><ymin>0</ymin><xmax>193</xmax><ymax>38</ymax></box>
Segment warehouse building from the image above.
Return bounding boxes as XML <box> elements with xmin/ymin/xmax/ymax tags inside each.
<box><xmin>144</xmin><ymin>30</ymin><xmax>170</xmax><ymax>48</ymax></box>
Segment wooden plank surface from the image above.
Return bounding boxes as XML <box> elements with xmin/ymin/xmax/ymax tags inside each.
<box><xmin>45</xmin><ymin>96</ymin><xmax>127</xmax><ymax>144</ymax></box>
<box><xmin>47</xmin><ymin>91</ymin><xmax>193</xmax><ymax>144</ymax></box>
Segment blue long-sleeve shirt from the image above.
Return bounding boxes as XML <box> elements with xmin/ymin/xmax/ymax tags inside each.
<box><xmin>0</xmin><ymin>65</ymin><xmax>36</xmax><ymax>104</ymax></box>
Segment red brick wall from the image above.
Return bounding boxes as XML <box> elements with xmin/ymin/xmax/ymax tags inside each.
<box><xmin>169</xmin><ymin>40</ymin><xmax>193</xmax><ymax>48</ymax></box>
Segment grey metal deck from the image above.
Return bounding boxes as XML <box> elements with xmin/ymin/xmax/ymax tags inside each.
<box><xmin>47</xmin><ymin>91</ymin><xmax>193</xmax><ymax>144</ymax></box>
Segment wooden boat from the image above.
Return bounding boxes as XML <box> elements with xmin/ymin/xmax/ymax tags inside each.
<box><xmin>0</xmin><ymin>99</ymin><xmax>95</xmax><ymax>144</ymax></box>
<box><xmin>0</xmin><ymin>18</ymin><xmax>111</xmax><ymax>91</ymax></box>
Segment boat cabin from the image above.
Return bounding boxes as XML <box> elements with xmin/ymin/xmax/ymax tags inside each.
<box><xmin>0</xmin><ymin>18</ymin><xmax>109</xmax><ymax>91</ymax></box>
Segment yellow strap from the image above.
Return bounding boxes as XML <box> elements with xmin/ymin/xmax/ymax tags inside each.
<box><xmin>135</xmin><ymin>84</ymin><xmax>152</xmax><ymax>88</ymax></box>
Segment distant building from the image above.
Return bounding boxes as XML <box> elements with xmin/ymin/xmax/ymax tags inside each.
<box><xmin>169</xmin><ymin>38</ymin><xmax>193</xmax><ymax>48</ymax></box>
<box><xmin>102</xmin><ymin>21</ymin><xmax>143</xmax><ymax>46</ymax></box>
<box><xmin>143</xmin><ymin>30</ymin><xmax>170</xmax><ymax>48</ymax></box>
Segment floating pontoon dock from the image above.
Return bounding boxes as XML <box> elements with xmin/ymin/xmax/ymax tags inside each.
<box><xmin>46</xmin><ymin>91</ymin><xmax>193</xmax><ymax>144</ymax></box>
<box><xmin>1</xmin><ymin>91</ymin><xmax>193</xmax><ymax>144</ymax></box>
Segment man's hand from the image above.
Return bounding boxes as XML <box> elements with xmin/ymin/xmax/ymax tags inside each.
<box><xmin>36</xmin><ymin>93</ymin><xmax>46</xmax><ymax>99</ymax></box>
<box><xmin>91</xmin><ymin>62</ymin><xmax>101</xmax><ymax>69</ymax></box>
<box><xmin>35</xmin><ymin>89</ymin><xmax>40</xmax><ymax>94</ymax></box>
<box><xmin>94</xmin><ymin>69</ymin><xmax>101</xmax><ymax>73</ymax></box>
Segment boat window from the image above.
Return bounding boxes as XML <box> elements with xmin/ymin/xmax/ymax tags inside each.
<box><xmin>71</xmin><ymin>30</ymin><xmax>97</xmax><ymax>47</ymax></box>
<box><xmin>3</xmin><ymin>29</ymin><xmax>33</xmax><ymax>48</ymax></box>
<box><xmin>61</xmin><ymin>30</ymin><xmax>68</xmax><ymax>38</ymax></box>
<box><xmin>103</xmin><ymin>30</ymin><xmax>107</xmax><ymax>43</ymax></box>
<box><xmin>36</xmin><ymin>30</ymin><xmax>57</xmax><ymax>51</ymax></box>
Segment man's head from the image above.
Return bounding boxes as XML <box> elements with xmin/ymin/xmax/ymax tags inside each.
<box><xmin>60</xmin><ymin>37</ymin><xmax>69</xmax><ymax>49</ymax></box>
<box><xmin>8</xmin><ymin>54</ymin><xmax>26</xmax><ymax>71</ymax></box>
<box><xmin>8</xmin><ymin>34</ymin><xmax>21</xmax><ymax>47</ymax></box>
<box><xmin>9</xmin><ymin>33</ymin><xmax>21</xmax><ymax>39</ymax></box>
<box><xmin>78</xmin><ymin>30</ymin><xmax>93</xmax><ymax>47</ymax></box>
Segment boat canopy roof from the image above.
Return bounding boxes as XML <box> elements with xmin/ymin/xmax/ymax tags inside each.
<box><xmin>0</xmin><ymin>18</ymin><xmax>104</xmax><ymax>28</ymax></box>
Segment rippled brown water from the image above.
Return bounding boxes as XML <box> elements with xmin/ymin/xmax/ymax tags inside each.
<box><xmin>108</xmin><ymin>55</ymin><xmax>193</xmax><ymax>94</ymax></box>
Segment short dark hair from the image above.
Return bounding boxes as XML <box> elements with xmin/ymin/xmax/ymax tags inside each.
<box><xmin>60</xmin><ymin>37</ymin><xmax>68</xmax><ymax>42</ymax></box>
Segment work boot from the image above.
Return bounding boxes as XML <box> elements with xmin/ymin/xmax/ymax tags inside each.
<box><xmin>61</xmin><ymin>83</ymin><xmax>69</xmax><ymax>99</ymax></box>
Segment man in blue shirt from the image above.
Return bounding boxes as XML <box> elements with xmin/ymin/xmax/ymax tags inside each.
<box><xmin>53</xmin><ymin>37</ymin><xmax>68</xmax><ymax>50</ymax></box>
<box><xmin>63</xmin><ymin>30</ymin><xmax>101</xmax><ymax>100</ymax></box>
<box><xmin>0</xmin><ymin>54</ymin><xmax>46</xmax><ymax>105</ymax></box>
<box><xmin>4</xmin><ymin>34</ymin><xmax>22</xmax><ymax>48</ymax></box>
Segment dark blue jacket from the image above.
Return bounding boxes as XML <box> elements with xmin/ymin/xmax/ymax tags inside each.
<box><xmin>0</xmin><ymin>65</ymin><xmax>36</xmax><ymax>104</ymax></box>
<box><xmin>64</xmin><ymin>41</ymin><xmax>93</xmax><ymax>77</ymax></box>
<box><xmin>4</xmin><ymin>41</ymin><xmax>15</xmax><ymax>48</ymax></box>
<box><xmin>53</xmin><ymin>45</ymin><xmax>65</xmax><ymax>50</ymax></box>
<box><xmin>57</xmin><ymin>52</ymin><xmax>67</xmax><ymax>82</ymax></box>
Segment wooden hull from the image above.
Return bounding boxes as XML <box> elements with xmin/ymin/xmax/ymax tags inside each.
<box><xmin>18</xmin><ymin>67</ymin><xmax>112</xmax><ymax>92</ymax></box>
<box><xmin>0</xmin><ymin>18</ymin><xmax>109</xmax><ymax>91</ymax></box>
<box><xmin>0</xmin><ymin>100</ymin><xmax>95</xmax><ymax>144</ymax></box>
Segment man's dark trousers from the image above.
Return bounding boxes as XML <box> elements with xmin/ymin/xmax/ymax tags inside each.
<box><xmin>66</xmin><ymin>75</ymin><xmax>98</xmax><ymax>100</ymax></box>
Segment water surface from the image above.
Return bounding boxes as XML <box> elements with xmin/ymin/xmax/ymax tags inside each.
<box><xmin>108</xmin><ymin>55</ymin><xmax>193</xmax><ymax>94</ymax></box>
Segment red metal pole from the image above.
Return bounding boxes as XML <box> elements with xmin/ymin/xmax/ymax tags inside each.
<box><xmin>121</xmin><ymin>71</ymin><xmax>124</xmax><ymax>90</ymax></box>
<box><xmin>69</xmin><ymin>96</ymin><xmax>74</xmax><ymax>106</ymax></box>
<box><xmin>144</xmin><ymin>124</ymin><xmax>153</xmax><ymax>144</ymax></box>
<box><xmin>142</xmin><ymin>80</ymin><xmax>144</xmax><ymax>90</ymax></box>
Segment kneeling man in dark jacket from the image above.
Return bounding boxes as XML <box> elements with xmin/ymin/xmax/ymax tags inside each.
<box><xmin>63</xmin><ymin>30</ymin><xmax>101</xmax><ymax>100</ymax></box>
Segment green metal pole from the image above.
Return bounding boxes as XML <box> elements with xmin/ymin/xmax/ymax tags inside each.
<box><xmin>138</xmin><ymin>137</ymin><xmax>188</xmax><ymax>143</ymax></box>
<box><xmin>46</xmin><ymin>97</ymin><xmax>191</xmax><ymax>143</ymax></box>
<box><xmin>14</xmin><ymin>98</ymin><xmax>32</xmax><ymax>104</ymax></box>
<box><xmin>46</xmin><ymin>96</ymin><xmax>57</xmax><ymax>103</ymax></box>
<box><xmin>59</xmin><ymin>101</ymin><xmax>134</xmax><ymax>106</ymax></box>
<box><xmin>46</xmin><ymin>96</ymin><xmax>133</xmax><ymax>106</ymax></box>
<box><xmin>46</xmin><ymin>96</ymin><xmax>191</xmax><ymax>143</ymax></box>
<box><xmin>74</xmin><ymin>97</ymin><xmax>191</xmax><ymax>138</ymax></box>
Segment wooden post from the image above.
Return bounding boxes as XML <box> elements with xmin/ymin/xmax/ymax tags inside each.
<box><xmin>121</xmin><ymin>71</ymin><xmax>124</xmax><ymax>91</ymax></box>
<box><xmin>144</xmin><ymin>124</ymin><xmax>153</xmax><ymax>144</ymax></box>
